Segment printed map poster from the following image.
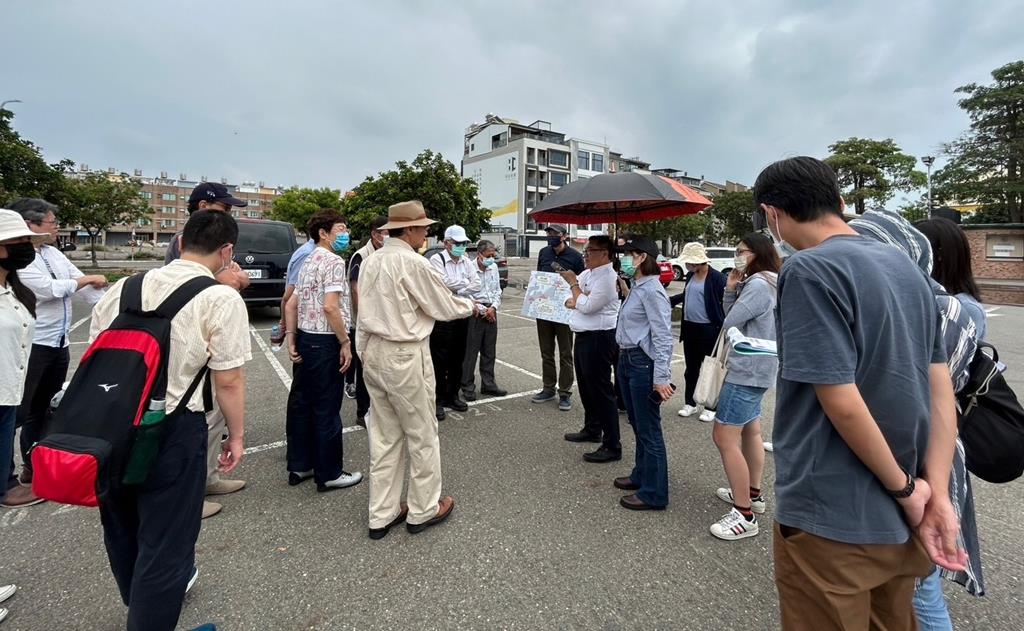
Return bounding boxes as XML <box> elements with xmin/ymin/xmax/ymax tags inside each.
<box><xmin>521</xmin><ymin>271</ymin><xmax>573</xmax><ymax>324</ymax></box>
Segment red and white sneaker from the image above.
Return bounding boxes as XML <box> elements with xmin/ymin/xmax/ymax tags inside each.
<box><xmin>710</xmin><ymin>508</ymin><xmax>759</xmax><ymax>541</ymax></box>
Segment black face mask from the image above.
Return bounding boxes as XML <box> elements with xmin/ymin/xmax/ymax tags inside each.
<box><xmin>547</xmin><ymin>236</ymin><xmax>562</xmax><ymax>248</ymax></box>
<box><xmin>0</xmin><ymin>242</ymin><xmax>36</xmax><ymax>271</ymax></box>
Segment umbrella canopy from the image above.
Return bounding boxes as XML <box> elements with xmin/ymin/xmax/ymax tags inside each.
<box><xmin>528</xmin><ymin>172</ymin><xmax>713</xmax><ymax>225</ymax></box>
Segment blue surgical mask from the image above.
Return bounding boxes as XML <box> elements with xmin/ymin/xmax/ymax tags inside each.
<box><xmin>451</xmin><ymin>244</ymin><xmax>467</xmax><ymax>258</ymax></box>
<box><xmin>768</xmin><ymin>211</ymin><xmax>797</xmax><ymax>258</ymax></box>
<box><xmin>332</xmin><ymin>232</ymin><xmax>350</xmax><ymax>252</ymax></box>
<box><xmin>482</xmin><ymin>257</ymin><xmax>496</xmax><ymax>268</ymax></box>
<box><xmin>620</xmin><ymin>255</ymin><xmax>636</xmax><ymax>278</ymax></box>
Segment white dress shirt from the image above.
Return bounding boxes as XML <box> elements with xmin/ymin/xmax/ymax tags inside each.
<box><xmin>470</xmin><ymin>263</ymin><xmax>503</xmax><ymax>315</ymax></box>
<box><xmin>19</xmin><ymin>245</ymin><xmax>101</xmax><ymax>348</ymax></box>
<box><xmin>0</xmin><ymin>285</ymin><xmax>36</xmax><ymax>405</ymax></box>
<box><xmin>569</xmin><ymin>263</ymin><xmax>620</xmax><ymax>333</ymax></box>
<box><xmin>429</xmin><ymin>249</ymin><xmax>481</xmax><ymax>298</ymax></box>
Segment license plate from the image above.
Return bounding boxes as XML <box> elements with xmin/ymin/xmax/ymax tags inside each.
<box><xmin>244</xmin><ymin>269</ymin><xmax>264</xmax><ymax>279</ymax></box>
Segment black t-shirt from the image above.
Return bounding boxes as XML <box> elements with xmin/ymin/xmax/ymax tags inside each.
<box><xmin>537</xmin><ymin>244</ymin><xmax>584</xmax><ymax>274</ymax></box>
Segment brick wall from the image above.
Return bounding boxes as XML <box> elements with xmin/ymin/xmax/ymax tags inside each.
<box><xmin>962</xmin><ymin>225</ymin><xmax>1024</xmax><ymax>305</ymax></box>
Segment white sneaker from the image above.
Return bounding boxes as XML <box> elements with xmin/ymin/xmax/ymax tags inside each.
<box><xmin>699</xmin><ymin>409</ymin><xmax>716</xmax><ymax>423</ymax></box>
<box><xmin>715</xmin><ymin>488</ymin><xmax>766</xmax><ymax>514</ymax></box>
<box><xmin>0</xmin><ymin>607</ymin><xmax>7</xmax><ymax>623</ymax></box>
<box><xmin>0</xmin><ymin>584</ymin><xmax>15</xmax><ymax>603</ymax></box>
<box><xmin>677</xmin><ymin>405</ymin><xmax>698</xmax><ymax>418</ymax></box>
<box><xmin>317</xmin><ymin>470</ymin><xmax>363</xmax><ymax>492</ymax></box>
<box><xmin>710</xmin><ymin>508</ymin><xmax>759</xmax><ymax>541</ymax></box>
<box><xmin>763</xmin><ymin>441</ymin><xmax>774</xmax><ymax>452</ymax></box>
<box><xmin>185</xmin><ymin>567</ymin><xmax>198</xmax><ymax>594</ymax></box>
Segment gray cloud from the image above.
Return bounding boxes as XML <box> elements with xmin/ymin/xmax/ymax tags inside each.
<box><xmin>3</xmin><ymin>0</ymin><xmax>1018</xmax><ymax>190</ymax></box>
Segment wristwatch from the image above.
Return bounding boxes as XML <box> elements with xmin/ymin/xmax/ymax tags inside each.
<box><xmin>887</xmin><ymin>470</ymin><xmax>915</xmax><ymax>499</ymax></box>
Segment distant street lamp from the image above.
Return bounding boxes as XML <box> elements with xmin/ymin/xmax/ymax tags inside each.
<box><xmin>1</xmin><ymin>99</ymin><xmax>23</xmax><ymax>116</ymax></box>
<box><xmin>921</xmin><ymin>155</ymin><xmax>935</xmax><ymax>217</ymax></box>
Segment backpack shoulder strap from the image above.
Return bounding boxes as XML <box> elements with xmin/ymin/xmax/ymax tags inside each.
<box><xmin>155</xmin><ymin>276</ymin><xmax>220</xmax><ymax>320</ymax></box>
<box><xmin>171</xmin><ymin>364</ymin><xmax>211</xmax><ymax>417</ymax></box>
<box><xmin>119</xmin><ymin>272</ymin><xmax>148</xmax><ymax>313</ymax></box>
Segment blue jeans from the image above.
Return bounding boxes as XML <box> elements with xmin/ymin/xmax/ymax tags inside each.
<box><xmin>618</xmin><ymin>348</ymin><xmax>668</xmax><ymax>507</ymax></box>
<box><xmin>913</xmin><ymin>566</ymin><xmax>953</xmax><ymax>631</ymax></box>
<box><xmin>1</xmin><ymin>405</ymin><xmax>16</xmax><ymax>500</ymax></box>
<box><xmin>286</xmin><ymin>332</ymin><xmax>344</xmax><ymax>485</ymax></box>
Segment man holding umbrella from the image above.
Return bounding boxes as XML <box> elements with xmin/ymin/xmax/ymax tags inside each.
<box><xmin>533</xmin><ymin>224</ymin><xmax>584</xmax><ymax>412</ymax></box>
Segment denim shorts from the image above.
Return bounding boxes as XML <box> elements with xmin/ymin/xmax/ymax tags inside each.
<box><xmin>715</xmin><ymin>382</ymin><xmax>767</xmax><ymax>426</ymax></box>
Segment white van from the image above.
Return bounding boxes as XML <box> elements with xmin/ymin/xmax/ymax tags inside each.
<box><xmin>670</xmin><ymin>246</ymin><xmax>734</xmax><ymax>281</ymax></box>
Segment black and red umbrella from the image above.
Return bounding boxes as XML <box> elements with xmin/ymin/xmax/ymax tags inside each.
<box><xmin>527</xmin><ymin>171</ymin><xmax>713</xmax><ymax>225</ymax></box>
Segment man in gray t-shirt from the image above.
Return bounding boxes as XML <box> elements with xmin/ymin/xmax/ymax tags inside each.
<box><xmin>753</xmin><ymin>157</ymin><xmax>964</xmax><ymax>631</ymax></box>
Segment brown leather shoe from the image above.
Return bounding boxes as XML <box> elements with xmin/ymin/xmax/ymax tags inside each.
<box><xmin>613</xmin><ymin>476</ymin><xmax>640</xmax><ymax>491</ymax></box>
<box><xmin>619</xmin><ymin>493</ymin><xmax>665</xmax><ymax>511</ymax></box>
<box><xmin>407</xmin><ymin>496</ymin><xmax>455</xmax><ymax>534</ymax></box>
<box><xmin>18</xmin><ymin>468</ymin><xmax>32</xmax><ymax>485</ymax></box>
<box><xmin>369</xmin><ymin>502</ymin><xmax>409</xmax><ymax>540</ymax></box>
<box><xmin>1</xmin><ymin>485</ymin><xmax>46</xmax><ymax>508</ymax></box>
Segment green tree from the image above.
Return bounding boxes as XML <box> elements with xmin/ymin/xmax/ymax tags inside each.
<box><xmin>824</xmin><ymin>138</ymin><xmax>926</xmax><ymax>215</ymax></box>
<box><xmin>61</xmin><ymin>173</ymin><xmax>151</xmax><ymax>266</ymax></box>
<box><xmin>269</xmin><ymin>187</ymin><xmax>342</xmax><ymax>235</ymax></box>
<box><xmin>623</xmin><ymin>214</ymin><xmax>711</xmax><ymax>254</ymax></box>
<box><xmin>897</xmin><ymin>197</ymin><xmax>929</xmax><ymax>223</ymax></box>
<box><xmin>704</xmin><ymin>190</ymin><xmax>755</xmax><ymax>244</ymax></box>
<box><xmin>341</xmin><ymin>149</ymin><xmax>486</xmax><ymax>240</ymax></box>
<box><xmin>933</xmin><ymin>60</ymin><xmax>1024</xmax><ymax>224</ymax></box>
<box><xmin>0</xmin><ymin>109</ymin><xmax>71</xmax><ymax>204</ymax></box>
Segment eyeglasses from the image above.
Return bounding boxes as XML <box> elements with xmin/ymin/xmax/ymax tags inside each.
<box><xmin>582</xmin><ymin>248</ymin><xmax>608</xmax><ymax>256</ymax></box>
<box><xmin>36</xmin><ymin>219</ymin><xmax>60</xmax><ymax>226</ymax></box>
<box><xmin>735</xmin><ymin>248</ymin><xmax>752</xmax><ymax>256</ymax></box>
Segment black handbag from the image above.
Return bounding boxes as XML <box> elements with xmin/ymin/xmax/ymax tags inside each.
<box><xmin>957</xmin><ymin>342</ymin><xmax>1024</xmax><ymax>484</ymax></box>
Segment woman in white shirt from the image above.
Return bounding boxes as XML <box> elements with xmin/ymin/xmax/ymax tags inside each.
<box><xmin>0</xmin><ymin>209</ymin><xmax>47</xmax><ymax>510</ymax></box>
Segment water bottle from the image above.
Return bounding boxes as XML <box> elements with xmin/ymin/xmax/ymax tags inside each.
<box><xmin>270</xmin><ymin>324</ymin><xmax>284</xmax><ymax>352</ymax></box>
<box><xmin>124</xmin><ymin>399</ymin><xmax>167</xmax><ymax>485</ymax></box>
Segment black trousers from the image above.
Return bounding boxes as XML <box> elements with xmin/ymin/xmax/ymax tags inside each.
<box><xmin>348</xmin><ymin>328</ymin><xmax>370</xmax><ymax>420</ymax></box>
<box><xmin>100</xmin><ymin>410</ymin><xmax>206</xmax><ymax>631</ymax></box>
<box><xmin>574</xmin><ymin>330</ymin><xmax>620</xmax><ymax>450</ymax></box>
<box><xmin>430</xmin><ymin>317</ymin><xmax>469</xmax><ymax>404</ymax></box>
<box><xmin>17</xmin><ymin>344</ymin><xmax>70</xmax><ymax>469</ymax></box>
<box><xmin>680</xmin><ymin>320</ymin><xmax>721</xmax><ymax>407</ymax></box>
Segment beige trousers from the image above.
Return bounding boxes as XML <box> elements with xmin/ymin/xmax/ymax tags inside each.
<box><xmin>359</xmin><ymin>335</ymin><xmax>442</xmax><ymax>529</ymax></box>
<box><xmin>206</xmin><ymin>406</ymin><xmax>225</xmax><ymax>487</ymax></box>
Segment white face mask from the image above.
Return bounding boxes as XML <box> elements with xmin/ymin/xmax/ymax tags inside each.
<box><xmin>733</xmin><ymin>254</ymin><xmax>749</xmax><ymax>272</ymax></box>
<box><xmin>768</xmin><ymin>209</ymin><xmax>798</xmax><ymax>258</ymax></box>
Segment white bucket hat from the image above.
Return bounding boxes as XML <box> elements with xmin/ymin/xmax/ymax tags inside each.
<box><xmin>0</xmin><ymin>209</ymin><xmax>47</xmax><ymax>244</ymax></box>
<box><xmin>680</xmin><ymin>242</ymin><xmax>710</xmax><ymax>265</ymax></box>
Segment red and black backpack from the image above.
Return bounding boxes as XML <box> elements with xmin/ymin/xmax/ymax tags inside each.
<box><xmin>31</xmin><ymin>272</ymin><xmax>218</xmax><ymax>506</ymax></box>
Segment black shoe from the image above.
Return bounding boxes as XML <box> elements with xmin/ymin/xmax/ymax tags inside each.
<box><xmin>356</xmin><ymin>416</ymin><xmax>366</xmax><ymax>428</ymax></box>
<box><xmin>564</xmin><ymin>430</ymin><xmax>602</xmax><ymax>443</ymax></box>
<box><xmin>369</xmin><ymin>503</ymin><xmax>409</xmax><ymax>540</ymax></box>
<box><xmin>436</xmin><ymin>405</ymin><xmax>447</xmax><ymax>421</ymax></box>
<box><xmin>444</xmin><ymin>398</ymin><xmax>469</xmax><ymax>412</ymax></box>
<box><xmin>462</xmin><ymin>390</ymin><xmax>477</xmax><ymax>402</ymax></box>
<box><xmin>288</xmin><ymin>470</ymin><xmax>314</xmax><ymax>486</ymax></box>
<box><xmin>583</xmin><ymin>446</ymin><xmax>622</xmax><ymax>463</ymax></box>
<box><xmin>480</xmin><ymin>386</ymin><xmax>508</xmax><ymax>397</ymax></box>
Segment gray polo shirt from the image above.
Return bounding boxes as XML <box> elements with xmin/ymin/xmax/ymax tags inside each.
<box><xmin>773</xmin><ymin>235</ymin><xmax>945</xmax><ymax>545</ymax></box>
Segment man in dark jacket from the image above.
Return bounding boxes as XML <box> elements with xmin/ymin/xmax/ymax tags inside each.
<box><xmin>670</xmin><ymin>242</ymin><xmax>726</xmax><ymax>421</ymax></box>
<box><xmin>533</xmin><ymin>224</ymin><xmax>584</xmax><ymax>412</ymax></box>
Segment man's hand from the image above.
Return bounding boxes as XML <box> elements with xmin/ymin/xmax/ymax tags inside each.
<box><xmin>339</xmin><ymin>341</ymin><xmax>352</xmax><ymax>373</ymax></box>
<box><xmin>559</xmin><ymin>270</ymin><xmax>578</xmax><ymax>286</ymax></box>
<box><xmin>895</xmin><ymin>477</ymin><xmax>932</xmax><ymax>528</ymax></box>
<box><xmin>288</xmin><ymin>340</ymin><xmax>302</xmax><ymax>364</ymax></box>
<box><xmin>218</xmin><ymin>435</ymin><xmax>244</xmax><ymax>474</ymax></box>
<box><xmin>917</xmin><ymin>492</ymin><xmax>968</xmax><ymax>571</ymax></box>
<box><xmin>564</xmin><ymin>297</ymin><xmax>577</xmax><ymax>309</ymax></box>
<box><xmin>78</xmin><ymin>275</ymin><xmax>109</xmax><ymax>289</ymax></box>
<box><xmin>485</xmin><ymin>306</ymin><xmax>497</xmax><ymax>323</ymax></box>
<box><xmin>654</xmin><ymin>383</ymin><xmax>675</xmax><ymax>402</ymax></box>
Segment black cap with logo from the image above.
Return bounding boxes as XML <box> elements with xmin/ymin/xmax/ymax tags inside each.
<box><xmin>187</xmin><ymin>182</ymin><xmax>248</xmax><ymax>212</ymax></box>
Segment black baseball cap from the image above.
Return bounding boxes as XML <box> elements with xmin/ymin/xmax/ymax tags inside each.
<box><xmin>621</xmin><ymin>234</ymin><xmax>659</xmax><ymax>258</ymax></box>
<box><xmin>187</xmin><ymin>182</ymin><xmax>248</xmax><ymax>211</ymax></box>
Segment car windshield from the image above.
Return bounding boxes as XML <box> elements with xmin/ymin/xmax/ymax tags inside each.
<box><xmin>236</xmin><ymin>222</ymin><xmax>294</xmax><ymax>254</ymax></box>
<box><xmin>706</xmin><ymin>248</ymin><xmax>733</xmax><ymax>259</ymax></box>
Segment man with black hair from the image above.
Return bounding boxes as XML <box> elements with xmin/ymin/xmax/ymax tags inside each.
<box><xmin>533</xmin><ymin>224</ymin><xmax>584</xmax><ymax>412</ymax></box>
<box><xmin>89</xmin><ymin>210</ymin><xmax>250</xmax><ymax>631</ymax></box>
<box><xmin>347</xmin><ymin>216</ymin><xmax>389</xmax><ymax>426</ymax></box>
<box><xmin>754</xmin><ymin>156</ymin><xmax>964</xmax><ymax>630</ymax></box>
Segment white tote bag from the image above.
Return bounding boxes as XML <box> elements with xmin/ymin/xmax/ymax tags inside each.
<box><xmin>694</xmin><ymin>328</ymin><xmax>728</xmax><ymax>409</ymax></box>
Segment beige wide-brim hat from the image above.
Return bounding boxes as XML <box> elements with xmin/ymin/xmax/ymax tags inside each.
<box><xmin>381</xmin><ymin>200</ymin><xmax>439</xmax><ymax>230</ymax></box>
<box><xmin>680</xmin><ymin>242</ymin><xmax>710</xmax><ymax>265</ymax></box>
<box><xmin>0</xmin><ymin>208</ymin><xmax>47</xmax><ymax>244</ymax></box>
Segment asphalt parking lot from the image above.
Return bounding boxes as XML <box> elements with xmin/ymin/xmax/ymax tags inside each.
<box><xmin>1</xmin><ymin>285</ymin><xmax>1022</xmax><ymax>630</ymax></box>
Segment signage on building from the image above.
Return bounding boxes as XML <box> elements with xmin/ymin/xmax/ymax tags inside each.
<box><xmin>466</xmin><ymin>153</ymin><xmax>520</xmax><ymax>230</ymax></box>
<box><xmin>986</xmin><ymin>234</ymin><xmax>1023</xmax><ymax>260</ymax></box>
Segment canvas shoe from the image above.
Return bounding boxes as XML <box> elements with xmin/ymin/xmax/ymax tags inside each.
<box><xmin>558</xmin><ymin>395</ymin><xmax>573</xmax><ymax>412</ymax></box>
<box><xmin>0</xmin><ymin>584</ymin><xmax>15</xmax><ymax>603</ymax></box>
<box><xmin>677</xmin><ymin>404</ymin><xmax>698</xmax><ymax>418</ymax></box>
<box><xmin>710</xmin><ymin>508</ymin><xmax>759</xmax><ymax>541</ymax></box>
<box><xmin>715</xmin><ymin>488</ymin><xmax>766</xmax><ymax>514</ymax></box>
<box><xmin>530</xmin><ymin>390</ymin><xmax>557</xmax><ymax>404</ymax></box>
<box><xmin>698</xmin><ymin>409</ymin><xmax>716</xmax><ymax>422</ymax></box>
<box><xmin>763</xmin><ymin>441</ymin><xmax>774</xmax><ymax>453</ymax></box>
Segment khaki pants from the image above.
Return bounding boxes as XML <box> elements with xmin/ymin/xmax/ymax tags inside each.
<box><xmin>773</xmin><ymin>522</ymin><xmax>933</xmax><ymax>631</ymax></box>
<box><xmin>359</xmin><ymin>335</ymin><xmax>442</xmax><ymax>529</ymax></box>
<box><xmin>206</xmin><ymin>407</ymin><xmax>226</xmax><ymax>487</ymax></box>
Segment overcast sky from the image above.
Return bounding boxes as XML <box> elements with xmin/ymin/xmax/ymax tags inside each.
<box><xmin>3</xmin><ymin>1</ymin><xmax>1019</xmax><ymax>191</ymax></box>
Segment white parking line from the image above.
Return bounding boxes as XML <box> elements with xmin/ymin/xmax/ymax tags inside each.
<box><xmin>494</xmin><ymin>358</ymin><xmax>543</xmax><ymax>380</ymax></box>
<box><xmin>70</xmin><ymin>315</ymin><xmax>90</xmax><ymax>334</ymax></box>
<box><xmin>249</xmin><ymin>326</ymin><xmax>293</xmax><ymax>389</ymax></box>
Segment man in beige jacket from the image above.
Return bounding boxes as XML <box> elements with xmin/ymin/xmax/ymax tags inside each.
<box><xmin>356</xmin><ymin>200</ymin><xmax>475</xmax><ymax>540</ymax></box>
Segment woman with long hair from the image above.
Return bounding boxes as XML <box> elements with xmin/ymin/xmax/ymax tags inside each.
<box><xmin>0</xmin><ymin>208</ymin><xmax>45</xmax><ymax>513</ymax></box>
<box><xmin>709</xmin><ymin>233</ymin><xmax>781</xmax><ymax>540</ymax></box>
<box><xmin>915</xmin><ymin>217</ymin><xmax>986</xmax><ymax>339</ymax></box>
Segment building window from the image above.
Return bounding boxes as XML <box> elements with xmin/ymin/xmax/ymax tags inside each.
<box><xmin>577</xmin><ymin>151</ymin><xmax>590</xmax><ymax>171</ymax></box>
<box><xmin>161</xmin><ymin>206</ymin><xmax>176</xmax><ymax>214</ymax></box>
<box><xmin>470</xmin><ymin>143</ymin><xmax>475</xmax><ymax>152</ymax></box>
<box><xmin>246</xmin><ymin>210</ymin><xmax>260</xmax><ymax>218</ymax></box>
<box><xmin>527</xmin><ymin>148</ymin><xmax>536</xmax><ymax>164</ymax></box>
<box><xmin>527</xmin><ymin>191</ymin><xmax>537</xmax><ymax>209</ymax></box>
<box><xmin>139</xmin><ymin>191</ymin><xmax>153</xmax><ymax>199</ymax></box>
<box><xmin>160</xmin><ymin>193</ymin><xmax>177</xmax><ymax>201</ymax></box>
<box><xmin>160</xmin><ymin>219</ymin><xmax>176</xmax><ymax>229</ymax></box>
<box><xmin>136</xmin><ymin>218</ymin><xmax>152</xmax><ymax>227</ymax></box>
<box><xmin>491</xmin><ymin>132</ymin><xmax>508</xmax><ymax>150</ymax></box>
<box><xmin>549</xmin><ymin>150</ymin><xmax>568</xmax><ymax>167</ymax></box>
<box><xmin>592</xmin><ymin>154</ymin><xmax>604</xmax><ymax>173</ymax></box>
<box><xmin>537</xmin><ymin>171</ymin><xmax>547</xmax><ymax>187</ymax></box>
<box><xmin>527</xmin><ymin>169</ymin><xmax>537</xmax><ymax>187</ymax></box>
<box><xmin>247</xmin><ymin>199</ymin><xmax>258</xmax><ymax>207</ymax></box>
<box><xmin>550</xmin><ymin>171</ymin><xmax>569</xmax><ymax>187</ymax></box>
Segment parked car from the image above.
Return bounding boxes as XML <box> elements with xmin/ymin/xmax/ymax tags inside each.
<box><xmin>670</xmin><ymin>246</ymin><xmax>734</xmax><ymax>281</ymax></box>
<box><xmin>422</xmin><ymin>244</ymin><xmax>509</xmax><ymax>289</ymax></box>
<box><xmin>656</xmin><ymin>255</ymin><xmax>674</xmax><ymax>288</ymax></box>
<box><xmin>233</xmin><ymin>218</ymin><xmax>298</xmax><ymax>309</ymax></box>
